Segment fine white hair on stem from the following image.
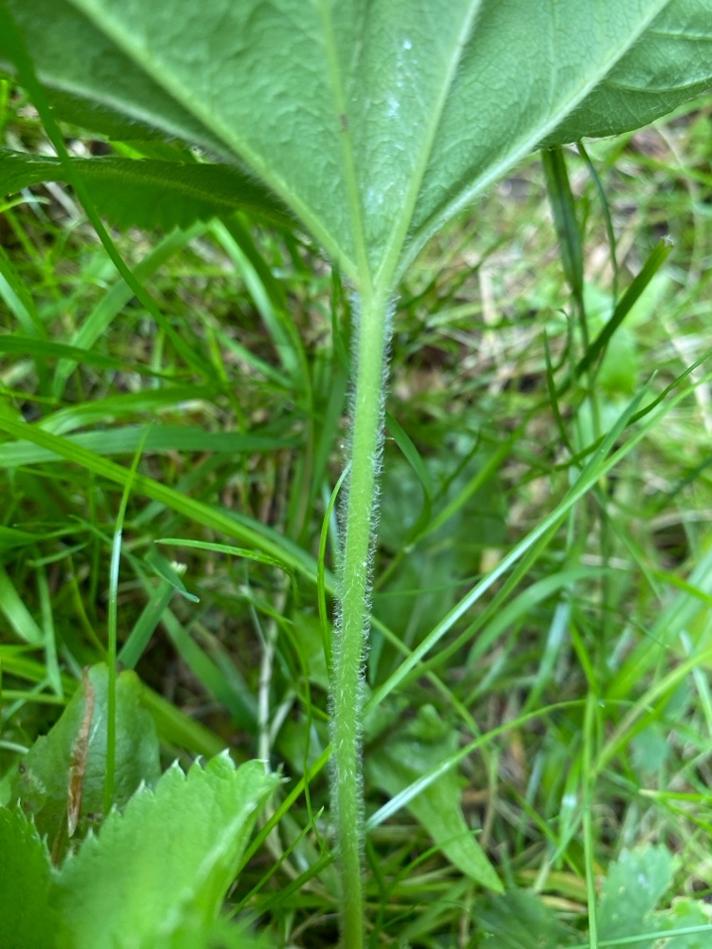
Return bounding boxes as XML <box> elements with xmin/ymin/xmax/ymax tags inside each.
<box><xmin>329</xmin><ymin>291</ymin><xmax>396</xmax><ymax>842</ymax></box>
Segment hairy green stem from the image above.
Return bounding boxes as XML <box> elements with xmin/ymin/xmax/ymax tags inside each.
<box><xmin>332</xmin><ymin>290</ymin><xmax>391</xmax><ymax>947</ymax></box>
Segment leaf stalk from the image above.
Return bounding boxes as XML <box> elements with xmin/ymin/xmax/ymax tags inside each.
<box><xmin>331</xmin><ymin>288</ymin><xmax>391</xmax><ymax>947</ymax></box>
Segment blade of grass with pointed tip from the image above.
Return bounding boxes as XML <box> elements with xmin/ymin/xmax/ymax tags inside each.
<box><xmin>0</xmin><ymin>565</ymin><xmax>43</xmax><ymax>644</ymax></box>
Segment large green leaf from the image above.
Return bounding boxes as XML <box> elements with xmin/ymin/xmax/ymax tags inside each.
<box><xmin>52</xmin><ymin>755</ymin><xmax>278</xmax><ymax>949</ymax></box>
<box><xmin>16</xmin><ymin>663</ymin><xmax>160</xmax><ymax>858</ymax></box>
<box><xmin>2</xmin><ymin>0</ymin><xmax>711</xmax><ymax>289</ymax></box>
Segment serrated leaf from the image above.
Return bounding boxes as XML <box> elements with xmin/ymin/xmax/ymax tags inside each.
<box><xmin>16</xmin><ymin>663</ymin><xmax>160</xmax><ymax>858</ymax></box>
<box><xmin>0</xmin><ymin>149</ymin><xmax>289</xmax><ymax>230</ymax></box>
<box><xmin>656</xmin><ymin>898</ymin><xmax>712</xmax><ymax>948</ymax></box>
<box><xmin>597</xmin><ymin>846</ymin><xmax>675</xmax><ymax>947</ymax></box>
<box><xmin>3</xmin><ymin>0</ymin><xmax>711</xmax><ymax>290</ymax></box>
<box><xmin>0</xmin><ymin>807</ymin><xmax>58</xmax><ymax>949</ymax></box>
<box><xmin>478</xmin><ymin>889</ymin><xmax>574</xmax><ymax>948</ymax></box>
<box><xmin>367</xmin><ymin>705</ymin><xmax>502</xmax><ymax>891</ymax></box>
<box><xmin>52</xmin><ymin>755</ymin><xmax>278</xmax><ymax>949</ymax></box>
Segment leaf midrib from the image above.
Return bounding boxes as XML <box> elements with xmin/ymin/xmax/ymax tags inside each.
<box><xmin>317</xmin><ymin>0</ymin><xmax>372</xmax><ymax>292</ymax></box>
<box><xmin>67</xmin><ymin>0</ymin><xmax>676</xmax><ymax>292</ymax></box>
<box><xmin>395</xmin><ymin>0</ymin><xmax>674</xmax><ymax>282</ymax></box>
<box><xmin>66</xmin><ymin>0</ymin><xmax>359</xmax><ymax>281</ymax></box>
<box><xmin>374</xmin><ymin>0</ymin><xmax>483</xmax><ymax>292</ymax></box>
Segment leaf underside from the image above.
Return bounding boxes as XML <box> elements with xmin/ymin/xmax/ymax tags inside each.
<box><xmin>0</xmin><ymin>149</ymin><xmax>290</xmax><ymax>230</ymax></box>
<box><xmin>2</xmin><ymin>0</ymin><xmax>711</xmax><ymax>289</ymax></box>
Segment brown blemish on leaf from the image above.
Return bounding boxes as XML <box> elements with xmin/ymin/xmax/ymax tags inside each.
<box><xmin>67</xmin><ymin>668</ymin><xmax>95</xmax><ymax>838</ymax></box>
